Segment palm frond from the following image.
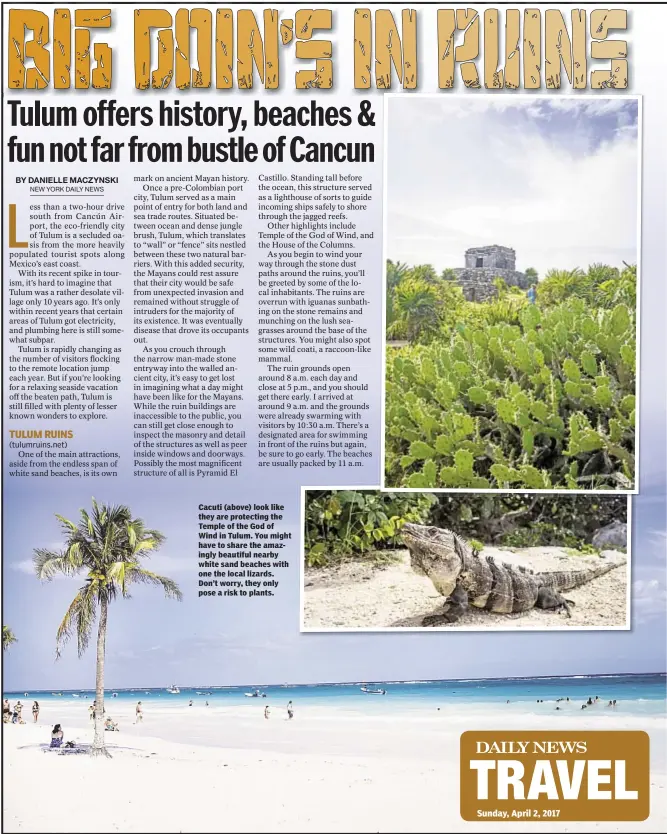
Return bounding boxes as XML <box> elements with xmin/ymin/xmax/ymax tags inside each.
<box><xmin>37</xmin><ymin>500</ymin><xmax>181</xmax><ymax>662</ymax></box>
<box><xmin>126</xmin><ymin>567</ymin><xmax>183</xmax><ymax>601</ymax></box>
<box><xmin>55</xmin><ymin>585</ymin><xmax>97</xmax><ymax>658</ymax></box>
<box><xmin>34</xmin><ymin>549</ymin><xmax>79</xmax><ymax>580</ymax></box>
<box><xmin>107</xmin><ymin>561</ymin><xmax>130</xmax><ymax>597</ymax></box>
<box><xmin>2</xmin><ymin>626</ymin><xmax>18</xmax><ymax>650</ymax></box>
<box><xmin>54</xmin><ymin>514</ymin><xmax>78</xmax><ymax>532</ymax></box>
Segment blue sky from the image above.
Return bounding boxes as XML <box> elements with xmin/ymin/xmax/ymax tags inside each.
<box><xmin>3</xmin><ymin>94</ymin><xmax>664</xmax><ymax>692</ymax></box>
<box><xmin>387</xmin><ymin>97</ymin><xmax>639</xmax><ymax>276</ymax></box>
<box><xmin>3</xmin><ymin>469</ymin><xmax>665</xmax><ymax>690</ymax></box>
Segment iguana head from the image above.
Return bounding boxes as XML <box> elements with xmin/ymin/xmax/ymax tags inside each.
<box><xmin>401</xmin><ymin>523</ymin><xmax>463</xmax><ymax>597</ymax></box>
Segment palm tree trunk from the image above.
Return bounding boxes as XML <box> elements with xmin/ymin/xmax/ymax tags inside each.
<box><xmin>91</xmin><ymin>596</ymin><xmax>110</xmax><ymax>757</ymax></box>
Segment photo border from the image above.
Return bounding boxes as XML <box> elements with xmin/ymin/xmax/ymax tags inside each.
<box><xmin>380</xmin><ymin>93</ymin><xmax>643</xmax><ymax>496</ymax></box>
<box><xmin>299</xmin><ymin>484</ymin><xmax>632</xmax><ymax>633</ymax></box>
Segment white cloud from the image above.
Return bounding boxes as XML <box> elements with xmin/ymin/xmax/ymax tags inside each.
<box><xmin>386</xmin><ymin>98</ymin><xmax>638</xmax><ymax>276</ymax></box>
<box><xmin>11</xmin><ymin>560</ymin><xmax>34</xmax><ymax>575</ymax></box>
<box><xmin>632</xmin><ymin>577</ymin><xmax>667</xmax><ymax>622</ymax></box>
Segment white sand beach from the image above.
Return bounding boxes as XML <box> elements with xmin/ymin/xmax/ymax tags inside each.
<box><xmin>303</xmin><ymin>547</ymin><xmax>628</xmax><ymax>630</ymax></box>
<box><xmin>3</xmin><ymin>700</ymin><xmax>664</xmax><ymax>833</ymax></box>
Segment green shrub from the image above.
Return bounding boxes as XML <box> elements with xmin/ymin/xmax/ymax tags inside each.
<box><xmin>304</xmin><ymin>490</ymin><xmax>436</xmax><ymax>566</ymax></box>
<box><xmin>425</xmin><ymin>494</ymin><xmax>626</xmax><ymax>549</ymax></box>
<box><xmin>385</xmin><ymin>295</ymin><xmax>635</xmax><ymax>490</ymax></box>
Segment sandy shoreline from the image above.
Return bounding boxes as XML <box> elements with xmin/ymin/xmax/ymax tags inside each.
<box><xmin>4</xmin><ymin>703</ymin><xmax>664</xmax><ymax>832</ymax></box>
<box><xmin>303</xmin><ymin>547</ymin><xmax>628</xmax><ymax>629</ymax></box>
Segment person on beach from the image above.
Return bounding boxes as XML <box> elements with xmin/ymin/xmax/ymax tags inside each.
<box><xmin>3</xmin><ymin>699</ymin><xmax>10</xmax><ymax>722</ymax></box>
<box><xmin>89</xmin><ymin>701</ymin><xmax>96</xmax><ymax>721</ymax></box>
<box><xmin>32</xmin><ymin>701</ymin><xmax>40</xmax><ymax>723</ymax></box>
<box><xmin>189</xmin><ymin>700</ymin><xmax>193</xmax><ymax>707</ymax></box>
<box><xmin>135</xmin><ymin>702</ymin><xmax>143</xmax><ymax>722</ymax></box>
<box><xmin>264</xmin><ymin>705</ymin><xmax>270</xmax><ymax>719</ymax></box>
<box><xmin>105</xmin><ymin>716</ymin><xmax>119</xmax><ymax>732</ymax></box>
<box><xmin>287</xmin><ymin>703</ymin><xmax>294</xmax><ymax>720</ymax></box>
<box><xmin>50</xmin><ymin>724</ymin><xmax>64</xmax><ymax>748</ymax></box>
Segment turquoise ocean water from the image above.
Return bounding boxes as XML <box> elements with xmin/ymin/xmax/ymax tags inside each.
<box><xmin>5</xmin><ymin>674</ymin><xmax>665</xmax><ymax>716</ymax></box>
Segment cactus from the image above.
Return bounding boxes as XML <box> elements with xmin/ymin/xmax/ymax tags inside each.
<box><xmin>385</xmin><ymin>296</ymin><xmax>636</xmax><ymax>490</ymax></box>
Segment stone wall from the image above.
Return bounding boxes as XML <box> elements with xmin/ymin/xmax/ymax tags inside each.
<box><xmin>451</xmin><ymin>267</ymin><xmax>530</xmax><ymax>301</ymax></box>
<box><xmin>464</xmin><ymin>245</ymin><xmax>516</xmax><ymax>271</ymax></box>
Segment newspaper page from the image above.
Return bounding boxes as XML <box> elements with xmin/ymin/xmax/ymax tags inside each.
<box><xmin>1</xmin><ymin>3</ymin><xmax>665</xmax><ymax>832</ymax></box>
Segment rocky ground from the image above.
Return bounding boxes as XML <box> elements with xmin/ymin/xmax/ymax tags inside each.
<box><xmin>303</xmin><ymin>546</ymin><xmax>628</xmax><ymax>630</ymax></box>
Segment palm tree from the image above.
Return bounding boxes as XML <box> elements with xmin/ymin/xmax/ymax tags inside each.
<box><xmin>2</xmin><ymin>626</ymin><xmax>17</xmax><ymax>651</ymax></box>
<box><xmin>388</xmin><ymin>277</ymin><xmax>443</xmax><ymax>343</ymax></box>
<box><xmin>409</xmin><ymin>264</ymin><xmax>439</xmax><ymax>284</ymax></box>
<box><xmin>34</xmin><ymin>499</ymin><xmax>182</xmax><ymax>757</ymax></box>
<box><xmin>539</xmin><ymin>267</ymin><xmax>587</xmax><ymax>306</ymax></box>
<box><xmin>386</xmin><ymin>259</ymin><xmax>409</xmax><ymax>291</ymax></box>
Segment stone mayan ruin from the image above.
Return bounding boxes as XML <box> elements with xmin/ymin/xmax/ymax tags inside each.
<box><xmin>451</xmin><ymin>245</ymin><xmax>530</xmax><ymax>301</ymax></box>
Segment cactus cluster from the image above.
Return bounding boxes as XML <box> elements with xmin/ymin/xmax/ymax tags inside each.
<box><xmin>385</xmin><ymin>297</ymin><xmax>635</xmax><ymax>490</ymax></box>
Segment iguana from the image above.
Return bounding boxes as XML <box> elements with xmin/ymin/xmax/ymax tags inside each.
<box><xmin>401</xmin><ymin>523</ymin><xmax>626</xmax><ymax>626</ymax></box>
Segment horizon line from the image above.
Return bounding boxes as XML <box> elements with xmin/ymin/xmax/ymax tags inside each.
<box><xmin>4</xmin><ymin>670</ymin><xmax>665</xmax><ymax>693</ymax></box>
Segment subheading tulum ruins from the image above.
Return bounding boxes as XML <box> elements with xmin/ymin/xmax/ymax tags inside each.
<box><xmin>450</xmin><ymin>245</ymin><xmax>530</xmax><ymax>301</ymax></box>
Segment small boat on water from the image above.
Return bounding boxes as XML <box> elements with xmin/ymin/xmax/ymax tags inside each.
<box><xmin>166</xmin><ymin>685</ymin><xmax>180</xmax><ymax>694</ymax></box>
<box><xmin>72</xmin><ymin>694</ymin><xmax>80</xmax><ymax>698</ymax></box>
<box><xmin>245</xmin><ymin>689</ymin><xmax>266</xmax><ymax>698</ymax></box>
<box><xmin>360</xmin><ymin>686</ymin><xmax>387</xmax><ymax>695</ymax></box>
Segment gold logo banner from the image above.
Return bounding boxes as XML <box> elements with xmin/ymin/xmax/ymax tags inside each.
<box><xmin>460</xmin><ymin>731</ymin><xmax>649</xmax><ymax>822</ymax></box>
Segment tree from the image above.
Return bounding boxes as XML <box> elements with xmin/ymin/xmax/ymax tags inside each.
<box><xmin>524</xmin><ymin>267</ymin><xmax>538</xmax><ymax>284</ymax></box>
<box><xmin>388</xmin><ymin>277</ymin><xmax>443</xmax><ymax>343</ymax></box>
<box><xmin>409</xmin><ymin>264</ymin><xmax>439</xmax><ymax>284</ymax></box>
<box><xmin>587</xmin><ymin>262</ymin><xmax>619</xmax><ymax>284</ymax></box>
<box><xmin>538</xmin><ymin>267</ymin><xmax>587</xmax><ymax>306</ymax></box>
<box><xmin>34</xmin><ymin>499</ymin><xmax>182</xmax><ymax>757</ymax></box>
<box><xmin>386</xmin><ymin>260</ymin><xmax>409</xmax><ymax>291</ymax></box>
<box><xmin>2</xmin><ymin>626</ymin><xmax>17</xmax><ymax>651</ymax></box>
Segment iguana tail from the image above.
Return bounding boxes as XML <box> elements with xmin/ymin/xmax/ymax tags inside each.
<box><xmin>537</xmin><ymin>559</ymin><xmax>626</xmax><ymax>592</ymax></box>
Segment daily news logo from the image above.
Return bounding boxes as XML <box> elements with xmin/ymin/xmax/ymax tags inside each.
<box><xmin>460</xmin><ymin>731</ymin><xmax>649</xmax><ymax>822</ymax></box>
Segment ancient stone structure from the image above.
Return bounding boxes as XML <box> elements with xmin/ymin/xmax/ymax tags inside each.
<box><xmin>450</xmin><ymin>245</ymin><xmax>530</xmax><ymax>301</ymax></box>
